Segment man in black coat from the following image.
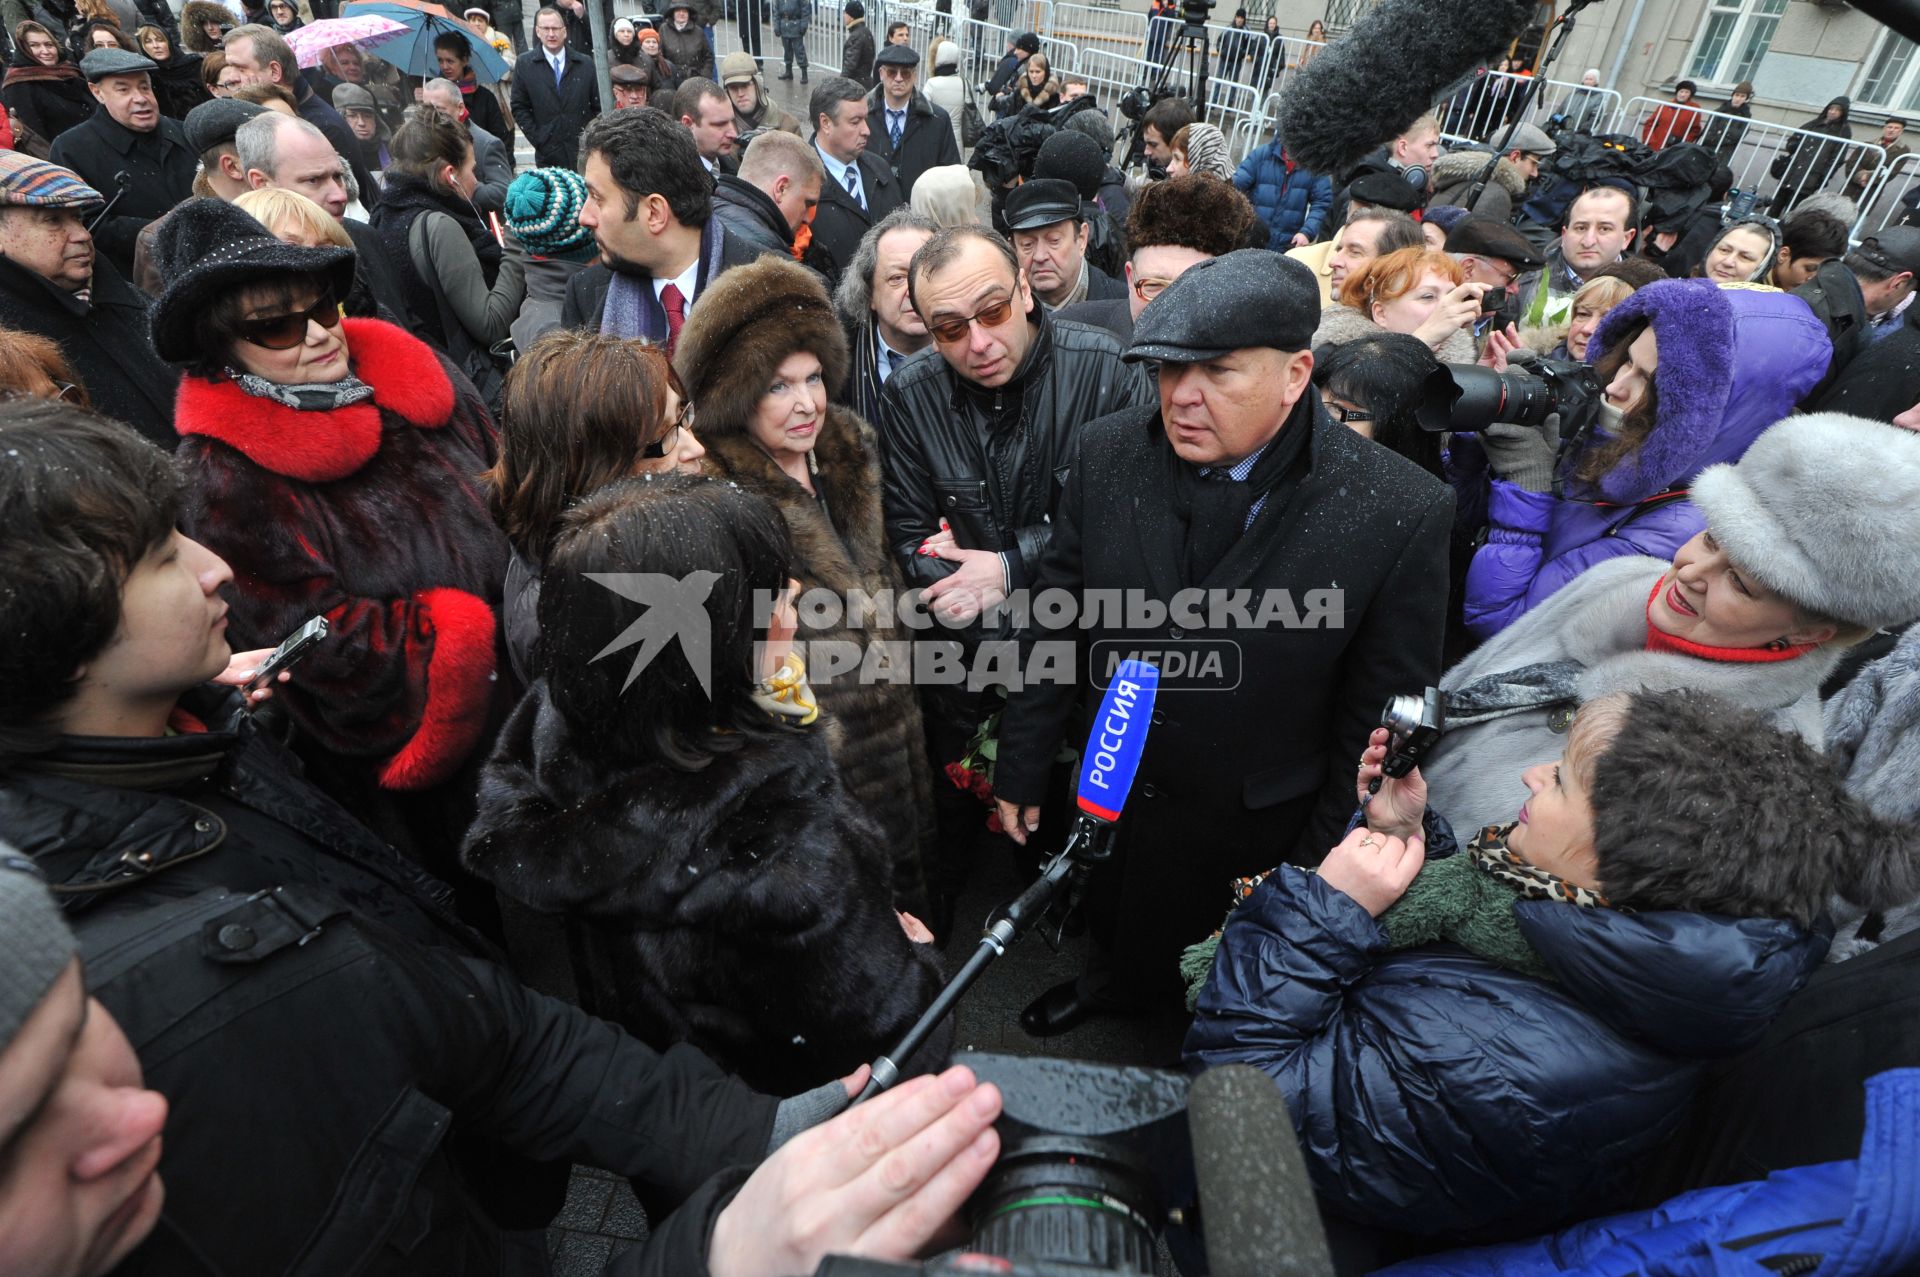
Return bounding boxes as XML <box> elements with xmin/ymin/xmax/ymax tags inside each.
<box><xmin>841</xmin><ymin>0</ymin><xmax>876</xmax><ymax>89</ymax></box>
<box><xmin>0</xmin><ymin>154</ymin><xmax>177</xmax><ymax>443</ymax></box>
<box><xmin>1004</xmin><ymin>177</ymin><xmax>1126</xmax><ymax>309</ymax></box>
<box><xmin>808</xmin><ymin>74</ymin><xmax>900</xmax><ymax>286</ymax></box>
<box><xmin>221</xmin><ymin>25</ymin><xmax>381</xmax><ymax>210</ymax></box>
<box><xmin>866</xmin><ymin>43</ymin><xmax>960</xmax><ymax>200</ymax></box>
<box><xmin>509</xmin><ymin>6</ymin><xmax>599</xmax><ymax>169</ymax></box>
<box><xmin>46</xmin><ymin>50</ymin><xmax>195</xmax><ymax>282</ymax></box>
<box><xmin>712</xmin><ymin>127</ymin><xmax>823</xmax><ymax>256</ymax></box>
<box><xmin>562</xmin><ymin>106</ymin><xmax>766</xmax><ymax>341</ymax></box>
<box><xmin>993</xmin><ymin>250</ymin><xmax>1454</xmax><ymax>1035</ymax></box>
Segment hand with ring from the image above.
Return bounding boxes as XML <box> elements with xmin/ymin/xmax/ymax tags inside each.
<box><xmin>1318</xmin><ymin>824</ymin><xmax>1425</xmax><ymax>918</ymax></box>
<box><xmin>1355</xmin><ymin>727</ymin><xmax>1427</xmax><ymax>843</ymax></box>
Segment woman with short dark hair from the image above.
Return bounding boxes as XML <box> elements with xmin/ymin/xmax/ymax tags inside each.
<box><xmin>464</xmin><ymin>474</ymin><xmax>946</xmax><ymax>1096</ymax></box>
<box><xmin>1312</xmin><ymin>333</ymin><xmax>1444</xmax><ymax>478</ymax></box>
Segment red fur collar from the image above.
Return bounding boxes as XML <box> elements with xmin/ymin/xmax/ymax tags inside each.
<box><xmin>174</xmin><ymin>319</ymin><xmax>456</xmax><ymax>482</ymax></box>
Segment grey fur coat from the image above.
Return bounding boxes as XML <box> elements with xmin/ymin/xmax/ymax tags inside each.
<box><xmin>1310</xmin><ymin>302</ymin><xmax>1479</xmax><ymax>365</ymax></box>
<box><xmin>1423</xmin><ymin>555</ymin><xmax>1842</xmax><ymax>834</ymax></box>
<box><xmin>1823</xmin><ymin>625</ymin><xmax>1920</xmax><ymax>959</ymax></box>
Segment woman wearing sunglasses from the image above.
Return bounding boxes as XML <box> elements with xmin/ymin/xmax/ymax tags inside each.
<box><xmin>151</xmin><ymin>198</ymin><xmax>514</xmax><ymax>885</ymax></box>
<box><xmin>483</xmin><ymin>329</ymin><xmax>707</xmax><ymax>684</ymax></box>
<box><xmin>672</xmin><ymin>254</ymin><xmax>937</xmax><ymax>921</ymax></box>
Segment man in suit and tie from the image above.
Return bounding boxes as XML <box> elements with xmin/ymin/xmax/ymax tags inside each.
<box><xmin>992</xmin><ymin>250</ymin><xmax>1455</xmax><ymax>1035</ymax></box>
<box><xmin>865</xmin><ymin>42</ymin><xmax>959</xmax><ymax>200</ymax></box>
<box><xmin>807</xmin><ymin>75</ymin><xmax>901</xmax><ymax>287</ymax></box>
<box><xmin>510</xmin><ymin>6</ymin><xmax>600</xmax><ymax>169</ymax></box>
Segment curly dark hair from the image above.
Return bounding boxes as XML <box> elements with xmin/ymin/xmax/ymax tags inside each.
<box><xmin>1124</xmin><ymin>173</ymin><xmax>1258</xmax><ymax>260</ymax></box>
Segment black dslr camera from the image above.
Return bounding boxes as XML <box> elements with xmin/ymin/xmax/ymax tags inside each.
<box><xmin>1413</xmin><ymin>358</ymin><xmax>1604</xmax><ymax>437</ymax></box>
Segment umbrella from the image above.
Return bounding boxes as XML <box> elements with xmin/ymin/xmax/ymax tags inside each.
<box><xmin>339</xmin><ymin>0</ymin><xmax>511</xmax><ymax>82</ymax></box>
<box><xmin>285</xmin><ymin>14</ymin><xmax>408</xmax><ymax>68</ymax></box>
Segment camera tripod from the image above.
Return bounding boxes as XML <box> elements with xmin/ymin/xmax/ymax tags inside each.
<box><xmin>1152</xmin><ymin>18</ymin><xmax>1212</xmax><ymax>124</ymax></box>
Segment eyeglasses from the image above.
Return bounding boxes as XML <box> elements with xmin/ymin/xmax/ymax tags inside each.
<box><xmin>925</xmin><ymin>295</ymin><xmax>1015</xmax><ymax>344</ymax></box>
<box><xmin>237</xmin><ymin>293</ymin><xmax>341</xmax><ymax>349</ymax></box>
<box><xmin>53</xmin><ymin>381</ymin><xmax>83</xmax><ymax>404</ymax></box>
<box><xmin>642</xmin><ymin>398</ymin><xmax>695</xmax><ymax>457</ymax></box>
<box><xmin>1324</xmin><ymin>404</ymin><xmax>1371</xmax><ymax>425</ymax></box>
<box><xmin>1131</xmin><ymin>275</ymin><xmax>1173</xmax><ymax>303</ymax></box>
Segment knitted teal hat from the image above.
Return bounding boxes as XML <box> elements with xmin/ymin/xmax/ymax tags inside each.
<box><xmin>504</xmin><ymin>167</ymin><xmax>597</xmax><ymax>263</ymax></box>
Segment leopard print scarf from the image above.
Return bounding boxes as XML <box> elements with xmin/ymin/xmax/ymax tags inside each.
<box><xmin>1470</xmin><ymin>823</ymin><xmax>1616</xmax><ymax>909</ymax></box>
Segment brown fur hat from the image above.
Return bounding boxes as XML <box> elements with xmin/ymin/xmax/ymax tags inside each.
<box><xmin>182</xmin><ymin>0</ymin><xmax>235</xmax><ymax>52</ymax></box>
<box><xmin>672</xmin><ymin>256</ymin><xmax>849</xmax><ymax>440</ymax></box>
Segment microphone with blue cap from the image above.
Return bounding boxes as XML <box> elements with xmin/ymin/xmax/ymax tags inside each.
<box><xmin>856</xmin><ymin>660</ymin><xmax>1161</xmax><ymax>1101</ymax></box>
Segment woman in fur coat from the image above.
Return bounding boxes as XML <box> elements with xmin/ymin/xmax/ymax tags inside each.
<box><xmin>463</xmin><ymin>474</ymin><xmax>946</xmax><ymax>1096</ymax></box>
<box><xmin>151</xmin><ymin>199</ymin><xmax>512</xmax><ymax>881</ymax></box>
<box><xmin>1424</xmin><ymin>411</ymin><xmax>1920</xmax><ymax>835</ymax></box>
<box><xmin>672</xmin><ymin>255</ymin><xmax>935</xmax><ymax>919</ymax></box>
<box><xmin>1311</xmin><ymin>246</ymin><xmax>1481</xmax><ymax>364</ymax></box>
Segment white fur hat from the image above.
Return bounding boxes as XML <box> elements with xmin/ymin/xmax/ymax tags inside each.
<box><xmin>1691</xmin><ymin>412</ymin><xmax>1920</xmax><ymax>631</ymax></box>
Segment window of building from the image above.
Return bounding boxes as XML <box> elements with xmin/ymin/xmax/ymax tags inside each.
<box><xmin>1686</xmin><ymin>0</ymin><xmax>1786</xmax><ymax>87</ymax></box>
<box><xmin>1856</xmin><ymin>32</ymin><xmax>1920</xmax><ymax>112</ymax></box>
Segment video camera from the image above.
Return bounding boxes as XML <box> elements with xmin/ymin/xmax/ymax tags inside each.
<box><xmin>1117</xmin><ymin>82</ymin><xmax>1176</xmax><ymax>122</ymax></box>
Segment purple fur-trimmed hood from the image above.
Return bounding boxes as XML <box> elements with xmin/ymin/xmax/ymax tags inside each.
<box><xmin>1583</xmin><ymin>281</ymin><xmax>1831</xmax><ymax>504</ymax></box>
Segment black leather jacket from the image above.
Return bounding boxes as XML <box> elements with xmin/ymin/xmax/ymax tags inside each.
<box><xmin>875</xmin><ymin>310</ymin><xmax>1150</xmax><ymax>594</ymax></box>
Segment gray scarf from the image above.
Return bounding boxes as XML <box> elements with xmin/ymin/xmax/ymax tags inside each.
<box><xmin>1443</xmin><ymin>660</ymin><xmax>1586</xmax><ymax>727</ymax></box>
<box><xmin>227</xmin><ymin>369</ymin><xmax>376</xmax><ymax>413</ymax></box>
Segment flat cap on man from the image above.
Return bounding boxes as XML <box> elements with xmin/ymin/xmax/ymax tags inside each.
<box><xmin>610</xmin><ymin>62</ymin><xmax>648</xmax><ymax>85</ymax></box>
<box><xmin>1446</xmin><ymin>213</ymin><xmax>1545</xmax><ymax>269</ymax></box>
<box><xmin>1126</xmin><ymin>249</ymin><xmax>1319</xmax><ymax>363</ymax></box>
<box><xmin>0</xmin><ymin>151</ymin><xmax>103</xmax><ymax>209</ymax></box>
<box><xmin>331</xmin><ymin>81</ymin><xmax>376</xmax><ymax>113</ymax></box>
<box><xmin>1003</xmin><ymin>177</ymin><xmax>1081</xmax><ymax>232</ymax></box>
<box><xmin>79</xmin><ymin>47</ymin><xmax>158</xmax><ymax>80</ymax></box>
<box><xmin>184</xmin><ymin>96</ymin><xmax>268</xmax><ymax>154</ymax></box>
<box><xmin>1347</xmin><ymin>170</ymin><xmax>1422</xmax><ymax>212</ymax></box>
<box><xmin>719</xmin><ymin>50</ymin><xmax>759</xmax><ymax>84</ymax></box>
<box><xmin>1855</xmin><ymin>226</ymin><xmax>1920</xmax><ymax>277</ymax></box>
<box><xmin>875</xmin><ymin>42</ymin><xmax>919</xmax><ymax>68</ymax></box>
<box><xmin>1505</xmin><ymin>122</ymin><xmax>1558</xmax><ymax>157</ymax></box>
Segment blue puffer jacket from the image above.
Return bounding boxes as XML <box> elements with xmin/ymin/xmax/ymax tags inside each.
<box><xmin>1456</xmin><ymin>281</ymin><xmax>1831</xmax><ymax>641</ymax></box>
<box><xmin>1183</xmin><ymin>813</ymin><xmax>1826</xmax><ymax>1241</ymax></box>
<box><xmin>1233</xmin><ymin>140</ymin><xmax>1334</xmax><ymax>251</ymax></box>
<box><xmin>1378</xmin><ymin>1069</ymin><xmax>1920</xmax><ymax>1277</ymax></box>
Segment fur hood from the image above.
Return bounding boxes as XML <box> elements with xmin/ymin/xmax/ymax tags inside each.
<box><xmin>1433</xmin><ymin>149</ymin><xmax>1529</xmax><ymax>198</ymax></box>
<box><xmin>1425</xmin><ymin>554</ymin><xmax>1842</xmax><ymax>834</ymax></box>
<box><xmin>181</xmin><ymin>0</ymin><xmax>234</xmax><ymax>52</ymax></box>
<box><xmin>672</xmin><ymin>254</ymin><xmax>849</xmax><ymax>439</ymax></box>
<box><xmin>1586</xmin><ymin>280</ymin><xmax>1831</xmax><ymax>505</ymax></box>
<box><xmin>1312</xmin><ymin>301</ymin><xmax>1479</xmax><ymax>365</ymax></box>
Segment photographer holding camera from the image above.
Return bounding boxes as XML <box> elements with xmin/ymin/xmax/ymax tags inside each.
<box><xmin>1456</xmin><ymin>279</ymin><xmax>1833</xmax><ymax>640</ymax></box>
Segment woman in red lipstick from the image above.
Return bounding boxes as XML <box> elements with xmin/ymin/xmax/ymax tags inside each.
<box><xmin>1422</xmin><ymin>411</ymin><xmax>1920</xmax><ymax>835</ymax></box>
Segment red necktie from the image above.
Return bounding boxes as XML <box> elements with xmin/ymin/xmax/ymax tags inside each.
<box><xmin>661</xmin><ymin>282</ymin><xmax>687</xmax><ymax>354</ymax></box>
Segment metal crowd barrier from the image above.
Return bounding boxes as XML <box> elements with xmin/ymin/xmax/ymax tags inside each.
<box><xmin>1439</xmin><ymin>69</ymin><xmax>1620</xmax><ymax>144</ymax></box>
<box><xmin>1612</xmin><ymin>96</ymin><xmax>1885</xmax><ymax>219</ymax></box>
<box><xmin>1856</xmin><ymin>151</ymin><xmax>1920</xmax><ymax>239</ymax></box>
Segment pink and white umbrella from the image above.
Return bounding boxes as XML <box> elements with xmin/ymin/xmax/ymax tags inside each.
<box><xmin>286</xmin><ymin>14</ymin><xmax>408</xmax><ymax>68</ymax></box>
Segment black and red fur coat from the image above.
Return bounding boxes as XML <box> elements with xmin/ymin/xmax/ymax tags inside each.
<box><xmin>462</xmin><ymin>691</ymin><xmax>949</xmax><ymax>1097</ymax></box>
<box><xmin>174</xmin><ymin>318</ymin><xmax>511</xmax><ymax>793</ymax></box>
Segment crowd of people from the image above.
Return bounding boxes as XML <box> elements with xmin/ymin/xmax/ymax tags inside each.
<box><xmin>5</xmin><ymin>2</ymin><xmax>1920</xmax><ymax>1274</ymax></box>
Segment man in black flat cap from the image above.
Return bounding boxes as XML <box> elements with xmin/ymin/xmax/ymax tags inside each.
<box><xmin>992</xmin><ymin>249</ymin><xmax>1455</xmax><ymax>1035</ymax></box>
<box><xmin>1445</xmin><ymin>213</ymin><xmax>1545</xmax><ymax>349</ymax></box>
<box><xmin>48</xmin><ymin>49</ymin><xmax>195</xmax><ymax>281</ymax></box>
<box><xmin>866</xmin><ymin>41</ymin><xmax>960</xmax><ymax>200</ymax></box>
<box><xmin>1004</xmin><ymin>177</ymin><xmax>1125</xmax><ymax>309</ymax></box>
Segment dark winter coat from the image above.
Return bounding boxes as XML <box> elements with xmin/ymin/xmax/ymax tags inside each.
<box><xmin>806</xmin><ymin>146</ymin><xmax>901</xmax><ymax>285</ymax></box>
<box><xmin>508</xmin><ymin>44</ymin><xmax>598</xmax><ymax>168</ymax></box>
<box><xmin>0</xmin><ymin>252</ymin><xmax>176</xmax><ymax>444</ymax></box>
<box><xmin>711</xmin><ymin>170</ymin><xmax>796</xmax><ymax>255</ymax></box>
<box><xmin>658</xmin><ymin>17</ymin><xmax>712</xmax><ymax>81</ymax></box>
<box><xmin>1810</xmin><ymin>292</ymin><xmax>1920</xmax><ymax>420</ymax></box>
<box><xmin>47</xmin><ymin>108</ymin><xmax>196</xmax><ymax>280</ymax></box>
<box><xmin>173</xmin><ymin>319</ymin><xmax>512</xmax><ymax>796</ymax></box>
<box><xmin>1233</xmin><ymin>139</ymin><xmax>1335</xmax><ymax>250</ymax></box>
<box><xmin>864</xmin><ymin>85</ymin><xmax>961</xmax><ymax>197</ymax></box>
<box><xmin>463</xmin><ymin>697</ymin><xmax>947</xmax><ymax>1095</ymax></box>
<box><xmin>1700</xmin><ymin>98</ymin><xmax>1751</xmax><ymax>161</ymax></box>
<box><xmin>149</xmin><ymin>49</ymin><xmax>210</xmax><ymax>119</ymax></box>
<box><xmin>772</xmin><ymin>0</ymin><xmax>807</xmax><ymax>39</ymax></box>
<box><xmin>0</xmin><ymin>684</ymin><xmax>478</xmax><ymax>950</ymax></box>
<box><xmin>841</xmin><ymin>18</ymin><xmax>874</xmax><ymax>88</ymax></box>
<box><xmin>559</xmin><ymin>216</ymin><xmax>767</xmax><ymax>332</ymax></box>
<box><xmin>1778</xmin><ymin>97</ymin><xmax>1853</xmax><ymax>191</ymax></box>
<box><xmin>92</xmin><ymin>888</ymin><xmax>779</xmax><ymax>1277</ymax></box>
<box><xmin>995</xmin><ymin>397</ymin><xmax>1455</xmax><ymax>1003</ymax></box>
<box><xmin>1054</xmin><ymin>295</ymin><xmax>1132</xmax><ymax>342</ymax></box>
<box><xmin>1185</xmin><ymin>811</ymin><xmax>1825</xmax><ymax>1240</ymax></box>
<box><xmin>876</xmin><ymin>311</ymin><xmax>1151</xmax><ymax>599</ymax></box>
<box><xmin>2</xmin><ymin>53</ymin><xmax>95</xmax><ymax>142</ymax></box>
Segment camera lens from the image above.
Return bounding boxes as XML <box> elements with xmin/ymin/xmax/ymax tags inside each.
<box><xmin>969</xmin><ymin>1135</ymin><xmax>1159</xmax><ymax>1274</ymax></box>
<box><xmin>1415</xmin><ymin>365</ymin><xmax>1557</xmax><ymax>433</ymax></box>
<box><xmin>1380</xmin><ymin>693</ymin><xmax>1423</xmax><ymax>738</ymax></box>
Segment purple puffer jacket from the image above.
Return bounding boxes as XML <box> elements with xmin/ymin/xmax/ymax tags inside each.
<box><xmin>1460</xmin><ymin>282</ymin><xmax>1831</xmax><ymax>640</ymax></box>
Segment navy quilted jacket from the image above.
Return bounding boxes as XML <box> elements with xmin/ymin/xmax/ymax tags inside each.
<box><xmin>1232</xmin><ymin>140</ymin><xmax>1334</xmax><ymax>250</ymax></box>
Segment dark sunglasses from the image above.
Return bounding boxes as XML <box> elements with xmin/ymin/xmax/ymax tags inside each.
<box><xmin>238</xmin><ymin>293</ymin><xmax>342</xmax><ymax>350</ymax></box>
<box><xmin>926</xmin><ymin>295</ymin><xmax>1015</xmax><ymax>344</ymax></box>
<box><xmin>641</xmin><ymin>398</ymin><xmax>696</xmax><ymax>458</ymax></box>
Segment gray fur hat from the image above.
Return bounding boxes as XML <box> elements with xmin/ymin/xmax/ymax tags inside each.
<box><xmin>0</xmin><ymin>846</ymin><xmax>77</xmax><ymax>1054</ymax></box>
<box><xmin>1691</xmin><ymin>412</ymin><xmax>1920</xmax><ymax>631</ymax></box>
<box><xmin>1588</xmin><ymin>690</ymin><xmax>1915</xmax><ymax>927</ymax></box>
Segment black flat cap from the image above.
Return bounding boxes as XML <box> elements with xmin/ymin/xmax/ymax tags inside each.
<box><xmin>1004</xmin><ymin>177</ymin><xmax>1081</xmax><ymax>232</ymax></box>
<box><xmin>183</xmin><ymin>97</ymin><xmax>267</xmax><ymax>155</ymax></box>
<box><xmin>1014</xmin><ymin>31</ymin><xmax>1040</xmax><ymax>52</ymax></box>
<box><xmin>1856</xmin><ymin>226</ymin><xmax>1920</xmax><ymax>276</ymax></box>
<box><xmin>1445</xmin><ymin>214</ymin><xmax>1544</xmax><ymax>269</ymax></box>
<box><xmin>79</xmin><ymin>48</ymin><xmax>158</xmax><ymax>80</ymax></box>
<box><xmin>1126</xmin><ymin>249</ymin><xmax>1318</xmax><ymax>362</ymax></box>
<box><xmin>148</xmin><ymin>198</ymin><xmax>357</xmax><ymax>365</ymax></box>
<box><xmin>875</xmin><ymin>42</ymin><xmax>918</xmax><ymax>67</ymax></box>
<box><xmin>1347</xmin><ymin>170</ymin><xmax>1422</xmax><ymax>212</ymax></box>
